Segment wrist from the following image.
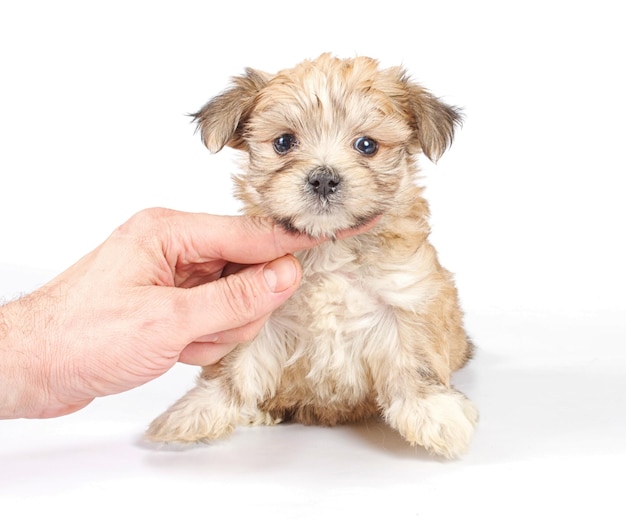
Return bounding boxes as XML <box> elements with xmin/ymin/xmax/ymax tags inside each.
<box><xmin>0</xmin><ymin>293</ymin><xmax>53</xmax><ymax>419</ymax></box>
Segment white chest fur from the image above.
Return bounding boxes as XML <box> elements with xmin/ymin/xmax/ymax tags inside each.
<box><xmin>261</xmin><ymin>236</ymin><xmax>436</xmax><ymax>399</ymax></box>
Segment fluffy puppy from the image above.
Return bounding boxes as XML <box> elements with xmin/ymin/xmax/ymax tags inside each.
<box><xmin>147</xmin><ymin>54</ymin><xmax>478</xmax><ymax>458</ymax></box>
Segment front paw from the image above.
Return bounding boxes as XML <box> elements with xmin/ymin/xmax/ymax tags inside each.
<box><xmin>145</xmin><ymin>403</ymin><xmax>235</xmax><ymax>444</ymax></box>
<box><xmin>385</xmin><ymin>389</ymin><xmax>478</xmax><ymax>459</ymax></box>
<box><xmin>146</xmin><ymin>405</ymin><xmax>234</xmax><ymax>444</ymax></box>
<box><xmin>145</xmin><ymin>382</ymin><xmax>239</xmax><ymax>444</ymax></box>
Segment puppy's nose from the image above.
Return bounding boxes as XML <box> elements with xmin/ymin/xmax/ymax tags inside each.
<box><xmin>308</xmin><ymin>167</ymin><xmax>341</xmax><ymax>198</ymax></box>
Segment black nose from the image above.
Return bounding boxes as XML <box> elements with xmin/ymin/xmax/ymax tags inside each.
<box><xmin>308</xmin><ymin>167</ymin><xmax>341</xmax><ymax>198</ymax></box>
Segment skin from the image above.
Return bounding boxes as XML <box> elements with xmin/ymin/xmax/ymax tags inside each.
<box><xmin>0</xmin><ymin>208</ymin><xmax>377</xmax><ymax>420</ymax></box>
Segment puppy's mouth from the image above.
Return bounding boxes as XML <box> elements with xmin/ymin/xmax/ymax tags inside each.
<box><xmin>269</xmin><ymin>166</ymin><xmax>384</xmax><ymax>238</ymax></box>
<box><xmin>275</xmin><ymin>211</ymin><xmax>381</xmax><ymax>239</ymax></box>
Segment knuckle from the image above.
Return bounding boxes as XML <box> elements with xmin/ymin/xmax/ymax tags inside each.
<box><xmin>117</xmin><ymin>208</ymin><xmax>169</xmax><ymax>235</ymax></box>
<box><xmin>113</xmin><ymin>207</ymin><xmax>177</xmax><ymax>251</ymax></box>
<box><xmin>126</xmin><ymin>207</ymin><xmax>172</xmax><ymax>232</ymax></box>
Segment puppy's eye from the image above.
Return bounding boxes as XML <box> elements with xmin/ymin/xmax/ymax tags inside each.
<box><xmin>354</xmin><ymin>136</ymin><xmax>378</xmax><ymax>156</ymax></box>
<box><xmin>273</xmin><ymin>134</ymin><xmax>298</xmax><ymax>155</ymax></box>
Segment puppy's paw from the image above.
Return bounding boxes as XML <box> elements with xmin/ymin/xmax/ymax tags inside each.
<box><xmin>146</xmin><ymin>405</ymin><xmax>234</xmax><ymax>444</ymax></box>
<box><xmin>145</xmin><ymin>382</ymin><xmax>239</xmax><ymax>444</ymax></box>
<box><xmin>385</xmin><ymin>389</ymin><xmax>478</xmax><ymax>459</ymax></box>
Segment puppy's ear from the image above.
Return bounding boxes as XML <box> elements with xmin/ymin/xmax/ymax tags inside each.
<box><xmin>192</xmin><ymin>68</ymin><xmax>269</xmax><ymax>153</ymax></box>
<box><xmin>402</xmin><ymin>76</ymin><xmax>463</xmax><ymax>162</ymax></box>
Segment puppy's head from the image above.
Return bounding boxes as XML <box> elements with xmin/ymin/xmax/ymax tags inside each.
<box><xmin>193</xmin><ymin>54</ymin><xmax>461</xmax><ymax>237</ymax></box>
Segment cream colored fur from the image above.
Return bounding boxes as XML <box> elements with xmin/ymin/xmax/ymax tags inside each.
<box><xmin>146</xmin><ymin>54</ymin><xmax>478</xmax><ymax>458</ymax></box>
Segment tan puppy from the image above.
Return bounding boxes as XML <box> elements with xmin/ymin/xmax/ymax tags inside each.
<box><xmin>147</xmin><ymin>54</ymin><xmax>477</xmax><ymax>458</ymax></box>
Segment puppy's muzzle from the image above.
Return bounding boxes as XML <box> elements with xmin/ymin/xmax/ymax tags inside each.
<box><xmin>307</xmin><ymin>166</ymin><xmax>342</xmax><ymax>199</ymax></box>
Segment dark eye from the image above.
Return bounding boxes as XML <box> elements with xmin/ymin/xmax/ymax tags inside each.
<box><xmin>354</xmin><ymin>136</ymin><xmax>378</xmax><ymax>156</ymax></box>
<box><xmin>273</xmin><ymin>134</ymin><xmax>298</xmax><ymax>155</ymax></box>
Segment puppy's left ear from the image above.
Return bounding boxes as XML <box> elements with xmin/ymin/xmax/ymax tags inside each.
<box><xmin>192</xmin><ymin>68</ymin><xmax>270</xmax><ymax>153</ymax></box>
<box><xmin>402</xmin><ymin>77</ymin><xmax>463</xmax><ymax>162</ymax></box>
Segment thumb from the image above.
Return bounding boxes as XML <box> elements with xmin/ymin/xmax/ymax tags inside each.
<box><xmin>179</xmin><ymin>255</ymin><xmax>302</xmax><ymax>339</ymax></box>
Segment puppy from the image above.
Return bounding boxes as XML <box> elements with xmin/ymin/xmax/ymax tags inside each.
<box><xmin>147</xmin><ymin>54</ymin><xmax>478</xmax><ymax>458</ymax></box>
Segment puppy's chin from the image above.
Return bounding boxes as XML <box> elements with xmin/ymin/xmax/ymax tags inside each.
<box><xmin>274</xmin><ymin>212</ymin><xmax>381</xmax><ymax>239</ymax></box>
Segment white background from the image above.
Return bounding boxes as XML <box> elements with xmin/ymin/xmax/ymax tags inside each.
<box><xmin>1</xmin><ymin>1</ymin><xmax>625</xmax><ymax>520</ymax></box>
<box><xmin>1</xmin><ymin>0</ymin><xmax>624</xmax><ymax>314</ymax></box>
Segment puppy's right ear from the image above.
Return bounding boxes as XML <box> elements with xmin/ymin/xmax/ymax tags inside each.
<box><xmin>191</xmin><ymin>68</ymin><xmax>269</xmax><ymax>153</ymax></box>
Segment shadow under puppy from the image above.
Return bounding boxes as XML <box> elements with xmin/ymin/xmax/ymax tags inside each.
<box><xmin>147</xmin><ymin>54</ymin><xmax>478</xmax><ymax>458</ymax></box>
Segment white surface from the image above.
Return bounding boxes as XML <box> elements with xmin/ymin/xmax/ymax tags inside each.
<box><xmin>2</xmin><ymin>1</ymin><xmax>626</xmax><ymax>520</ymax></box>
<box><xmin>2</xmin><ymin>299</ymin><xmax>625</xmax><ymax>519</ymax></box>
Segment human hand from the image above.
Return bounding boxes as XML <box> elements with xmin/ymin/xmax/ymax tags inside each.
<box><xmin>0</xmin><ymin>208</ymin><xmax>376</xmax><ymax>419</ymax></box>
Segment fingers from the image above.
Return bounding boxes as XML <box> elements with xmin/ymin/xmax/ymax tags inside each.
<box><xmin>178</xmin><ymin>342</ymin><xmax>236</xmax><ymax>366</ymax></box>
<box><xmin>124</xmin><ymin>208</ymin><xmax>379</xmax><ymax>267</ymax></box>
<box><xmin>175</xmin><ymin>254</ymin><xmax>301</xmax><ymax>343</ymax></box>
<box><xmin>178</xmin><ymin>314</ymin><xmax>270</xmax><ymax>366</ymax></box>
<box><xmin>115</xmin><ymin>209</ymin><xmax>380</xmax><ymax>368</ymax></box>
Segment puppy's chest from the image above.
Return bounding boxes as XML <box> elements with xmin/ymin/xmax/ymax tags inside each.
<box><xmin>285</xmin><ymin>240</ymin><xmax>432</xmax><ymax>331</ymax></box>
<box><xmin>264</xmin><ymin>240</ymin><xmax>434</xmax><ymax>402</ymax></box>
<box><xmin>275</xmin><ymin>253</ymin><xmax>385</xmax><ymax>396</ymax></box>
<box><xmin>290</xmin><ymin>247</ymin><xmax>383</xmax><ymax>336</ymax></box>
<box><xmin>274</xmin><ymin>241</ymin><xmax>426</xmax><ymax>365</ymax></box>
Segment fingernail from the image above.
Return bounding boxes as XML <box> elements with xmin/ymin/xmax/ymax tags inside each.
<box><xmin>263</xmin><ymin>256</ymin><xmax>298</xmax><ymax>293</ymax></box>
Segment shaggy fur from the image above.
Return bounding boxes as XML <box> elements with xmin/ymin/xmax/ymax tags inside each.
<box><xmin>146</xmin><ymin>54</ymin><xmax>478</xmax><ymax>458</ymax></box>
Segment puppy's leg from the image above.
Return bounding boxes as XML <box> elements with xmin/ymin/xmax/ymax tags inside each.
<box><xmin>373</xmin><ymin>310</ymin><xmax>478</xmax><ymax>459</ymax></box>
<box><xmin>145</xmin><ymin>373</ymin><xmax>242</xmax><ymax>443</ymax></box>
<box><xmin>145</xmin><ymin>369</ymin><xmax>282</xmax><ymax>443</ymax></box>
<box><xmin>146</xmin><ymin>327</ymin><xmax>286</xmax><ymax>443</ymax></box>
